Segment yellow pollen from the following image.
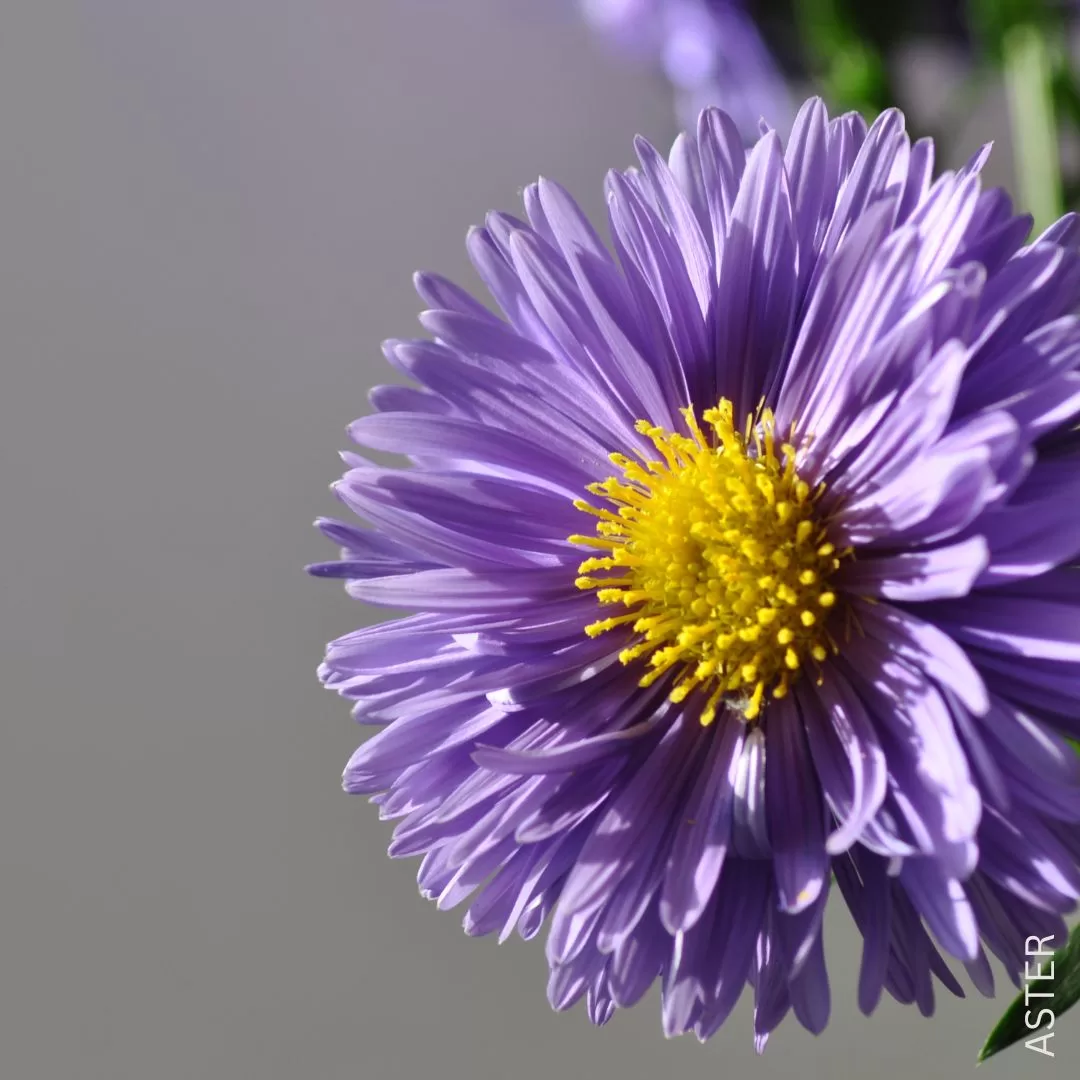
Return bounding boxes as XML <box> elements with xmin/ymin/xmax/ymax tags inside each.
<box><xmin>571</xmin><ymin>400</ymin><xmax>849</xmax><ymax>724</ymax></box>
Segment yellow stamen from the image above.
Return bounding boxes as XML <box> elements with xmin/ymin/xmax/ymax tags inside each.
<box><xmin>570</xmin><ymin>399</ymin><xmax>849</xmax><ymax>724</ymax></box>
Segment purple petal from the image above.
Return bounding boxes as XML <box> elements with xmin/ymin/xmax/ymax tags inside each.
<box><xmin>801</xmin><ymin>677</ymin><xmax>887</xmax><ymax>854</ymax></box>
<box><xmin>900</xmin><ymin>860</ymin><xmax>979</xmax><ymax>962</ymax></box>
<box><xmin>766</xmin><ymin>696</ymin><xmax>828</xmax><ymax>913</ymax></box>
<box><xmin>713</xmin><ymin>130</ymin><xmax>797</xmax><ymax>416</ymax></box>
<box><xmin>839</xmin><ymin>536</ymin><xmax>988</xmax><ymax>601</ymax></box>
<box><xmin>659</xmin><ymin>716</ymin><xmax>744</xmax><ymax>933</ymax></box>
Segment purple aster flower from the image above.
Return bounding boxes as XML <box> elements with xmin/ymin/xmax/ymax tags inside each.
<box><xmin>311</xmin><ymin>99</ymin><xmax>1080</xmax><ymax>1046</ymax></box>
<box><xmin>579</xmin><ymin>0</ymin><xmax>794</xmax><ymax>139</ymax></box>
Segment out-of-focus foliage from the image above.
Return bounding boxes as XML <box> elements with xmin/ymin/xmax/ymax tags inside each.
<box><xmin>787</xmin><ymin>0</ymin><xmax>891</xmax><ymax>114</ymax></box>
<box><xmin>967</xmin><ymin>0</ymin><xmax>1062</xmax><ymax>63</ymax></box>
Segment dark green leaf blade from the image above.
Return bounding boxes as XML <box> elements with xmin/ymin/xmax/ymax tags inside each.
<box><xmin>978</xmin><ymin>922</ymin><xmax>1080</xmax><ymax>1063</ymax></box>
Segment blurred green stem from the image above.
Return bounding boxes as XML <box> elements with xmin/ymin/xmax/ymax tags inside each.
<box><xmin>1003</xmin><ymin>23</ymin><xmax>1063</xmax><ymax>232</ymax></box>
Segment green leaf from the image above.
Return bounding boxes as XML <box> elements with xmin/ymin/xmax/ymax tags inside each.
<box><xmin>978</xmin><ymin>923</ymin><xmax>1080</xmax><ymax>1063</ymax></box>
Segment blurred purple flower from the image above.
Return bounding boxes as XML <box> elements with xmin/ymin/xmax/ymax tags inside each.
<box><xmin>579</xmin><ymin>0</ymin><xmax>794</xmax><ymax>138</ymax></box>
<box><xmin>312</xmin><ymin>100</ymin><xmax>1080</xmax><ymax>1045</ymax></box>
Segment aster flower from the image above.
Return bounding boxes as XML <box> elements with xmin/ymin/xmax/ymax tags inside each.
<box><xmin>579</xmin><ymin>0</ymin><xmax>795</xmax><ymax>139</ymax></box>
<box><xmin>311</xmin><ymin>99</ymin><xmax>1080</xmax><ymax>1047</ymax></box>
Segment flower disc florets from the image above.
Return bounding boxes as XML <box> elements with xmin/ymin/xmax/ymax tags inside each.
<box><xmin>572</xmin><ymin>400</ymin><xmax>846</xmax><ymax>724</ymax></box>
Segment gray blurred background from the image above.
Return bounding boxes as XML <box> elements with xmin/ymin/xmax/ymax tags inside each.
<box><xmin>0</xmin><ymin>2</ymin><xmax>1069</xmax><ymax>1077</ymax></box>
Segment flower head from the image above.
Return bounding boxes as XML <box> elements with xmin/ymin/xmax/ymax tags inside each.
<box><xmin>312</xmin><ymin>99</ymin><xmax>1080</xmax><ymax>1046</ymax></box>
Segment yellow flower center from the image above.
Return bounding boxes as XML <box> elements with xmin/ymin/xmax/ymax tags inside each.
<box><xmin>570</xmin><ymin>400</ymin><xmax>847</xmax><ymax>726</ymax></box>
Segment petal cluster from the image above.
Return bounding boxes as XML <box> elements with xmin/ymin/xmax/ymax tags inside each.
<box><xmin>312</xmin><ymin>100</ymin><xmax>1080</xmax><ymax>1046</ymax></box>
